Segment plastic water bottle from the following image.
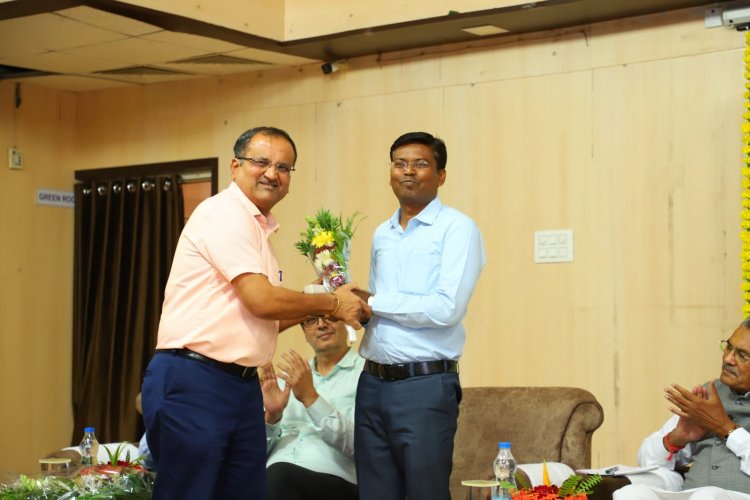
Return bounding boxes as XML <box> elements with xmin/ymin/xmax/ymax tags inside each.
<box><xmin>493</xmin><ymin>441</ymin><xmax>517</xmax><ymax>500</ymax></box>
<box><xmin>79</xmin><ymin>427</ymin><xmax>99</xmax><ymax>465</ymax></box>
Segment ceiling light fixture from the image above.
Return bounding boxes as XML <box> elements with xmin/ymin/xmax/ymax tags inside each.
<box><xmin>461</xmin><ymin>25</ymin><xmax>509</xmax><ymax>36</ymax></box>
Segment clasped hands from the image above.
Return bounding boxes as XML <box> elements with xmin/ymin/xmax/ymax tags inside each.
<box><xmin>322</xmin><ymin>282</ymin><xmax>372</xmax><ymax>330</ymax></box>
<box><xmin>260</xmin><ymin>349</ymin><xmax>317</xmax><ymax>424</ymax></box>
<box><xmin>664</xmin><ymin>381</ymin><xmax>735</xmax><ymax>448</ymax></box>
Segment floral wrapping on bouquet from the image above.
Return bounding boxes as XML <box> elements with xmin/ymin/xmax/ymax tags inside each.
<box><xmin>294</xmin><ymin>208</ymin><xmax>362</xmax><ymax>341</ymax></box>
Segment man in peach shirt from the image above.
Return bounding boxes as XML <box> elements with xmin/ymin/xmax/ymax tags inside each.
<box><xmin>140</xmin><ymin>126</ymin><xmax>370</xmax><ymax>500</ymax></box>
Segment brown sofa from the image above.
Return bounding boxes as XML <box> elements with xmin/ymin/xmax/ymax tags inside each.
<box><xmin>450</xmin><ymin>386</ymin><xmax>605</xmax><ymax>499</ymax></box>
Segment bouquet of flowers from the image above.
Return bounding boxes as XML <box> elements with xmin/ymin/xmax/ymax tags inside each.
<box><xmin>294</xmin><ymin>208</ymin><xmax>362</xmax><ymax>341</ymax></box>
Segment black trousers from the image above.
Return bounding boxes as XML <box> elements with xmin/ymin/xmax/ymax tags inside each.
<box><xmin>266</xmin><ymin>462</ymin><xmax>358</xmax><ymax>500</ymax></box>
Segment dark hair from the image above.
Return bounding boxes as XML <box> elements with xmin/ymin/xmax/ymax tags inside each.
<box><xmin>390</xmin><ymin>132</ymin><xmax>447</xmax><ymax>170</ymax></box>
<box><xmin>233</xmin><ymin>126</ymin><xmax>298</xmax><ymax>164</ymax></box>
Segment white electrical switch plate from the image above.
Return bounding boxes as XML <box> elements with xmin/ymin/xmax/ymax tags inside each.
<box><xmin>8</xmin><ymin>148</ymin><xmax>22</xmax><ymax>169</ymax></box>
<box><xmin>534</xmin><ymin>229</ymin><xmax>574</xmax><ymax>263</ymax></box>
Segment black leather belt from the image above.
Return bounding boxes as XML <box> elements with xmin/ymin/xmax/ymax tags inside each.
<box><xmin>364</xmin><ymin>359</ymin><xmax>458</xmax><ymax>381</ymax></box>
<box><xmin>156</xmin><ymin>348</ymin><xmax>258</xmax><ymax>379</ymax></box>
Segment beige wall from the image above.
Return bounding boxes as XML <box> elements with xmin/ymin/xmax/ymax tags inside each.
<box><xmin>0</xmin><ymin>5</ymin><xmax>745</xmax><ymax>473</ymax></box>
<box><xmin>0</xmin><ymin>83</ymin><xmax>77</xmax><ymax>469</ymax></box>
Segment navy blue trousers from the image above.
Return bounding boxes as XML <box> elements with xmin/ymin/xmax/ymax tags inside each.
<box><xmin>354</xmin><ymin>371</ymin><xmax>461</xmax><ymax>500</ymax></box>
<box><xmin>141</xmin><ymin>352</ymin><xmax>266</xmax><ymax>500</ymax></box>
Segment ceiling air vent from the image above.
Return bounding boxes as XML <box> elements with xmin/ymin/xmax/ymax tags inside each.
<box><xmin>0</xmin><ymin>64</ymin><xmax>53</xmax><ymax>80</ymax></box>
<box><xmin>94</xmin><ymin>66</ymin><xmax>189</xmax><ymax>76</ymax></box>
<box><xmin>169</xmin><ymin>54</ymin><xmax>267</xmax><ymax>66</ymax></box>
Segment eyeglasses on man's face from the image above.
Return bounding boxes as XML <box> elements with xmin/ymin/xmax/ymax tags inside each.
<box><xmin>302</xmin><ymin>316</ymin><xmax>332</xmax><ymax>328</ymax></box>
<box><xmin>236</xmin><ymin>156</ymin><xmax>295</xmax><ymax>175</ymax></box>
<box><xmin>720</xmin><ymin>339</ymin><xmax>750</xmax><ymax>363</ymax></box>
<box><xmin>390</xmin><ymin>159</ymin><xmax>433</xmax><ymax>171</ymax></box>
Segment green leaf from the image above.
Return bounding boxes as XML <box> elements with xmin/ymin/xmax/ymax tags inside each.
<box><xmin>557</xmin><ymin>474</ymin><xmax>583</xmax><ymax>497</ymax></box>
<box><xmin>294</xmin><ymin>209</ymin><xmax>364</xmax><ymax>262</ymax></box>
<box><xmin>515</xmin><ymin>470</ymin><xmax>531</xmax><ymax>490</ymax></box>
<box><xmin>574</xmin><ymin>473</ymin><xmax>602</xmax><ymax>494</ymax></box>
<box><xmin>557</xmin><ymin>473</ymin><xmax>602</xmax><ymax>497</ymax></box>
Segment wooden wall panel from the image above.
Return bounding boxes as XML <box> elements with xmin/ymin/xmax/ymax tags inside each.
<box><xmin>594</xmin><ymin>47</ymin><xmax>743</xmax><ymax>463</ymax></box>
<box><xmin>442</xmin><ymin>67</ymin><xmax>602</xmax><ymax>388</ymax></box>
<box><xmin>0</xmin><ymin>83</ymin><xmax>77</xmax><ymax>471</ymax></box>
<box><xmin>590</xmin><ymin>8</ymin><xmax>740</xmax><ymax>67</ymax></box>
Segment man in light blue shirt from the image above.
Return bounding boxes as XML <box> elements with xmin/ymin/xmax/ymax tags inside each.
<box><xmin>261</xmin><ymin>316</ymin><xmax>364</xmax><ymax>500</ymax></box>
<box><xmin>353</xmin><ymin>131</ymin><xmax>486</xmax><ymax>500</ymax></box>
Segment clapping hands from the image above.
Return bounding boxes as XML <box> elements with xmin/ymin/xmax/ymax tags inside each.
<box><xmin>260</xmin><ymin>363</ymin><xmax>290</xmax><ymax>424</ymax></box>
<box><xmin>260</xmin><ymin>349</ymin><xmax>319</xmax><ymax>424</ymax></box>
<box><xmin>277</xmin><ymin>349</ymin><xmax>318</xmax><ymax>408</ymax></box>
<box><xmin>665</xmin><ymin>381</ymin><xmax>731</xmax><ymax>446</ymax></box>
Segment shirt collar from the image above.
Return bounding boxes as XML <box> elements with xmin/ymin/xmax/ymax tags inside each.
<box><xmin>311</xmin><ymin>348</ymin><xmax>360</xmax><ymax>376</ymax></box>
<box><xmin>228</xmin><ymin>181</ymin><xmax>280</xmax><ymax>234</ymax></box>
<box><xmin>389</xmin><ymin>197</ymin><xmax>443</xmax><ymax>229</ymax></box>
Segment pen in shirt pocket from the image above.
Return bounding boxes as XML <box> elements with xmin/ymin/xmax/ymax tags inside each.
<box><xmin>278</xmin><ymin>270</ymin><xmax>283</xmax><ymax>283</ymax></box>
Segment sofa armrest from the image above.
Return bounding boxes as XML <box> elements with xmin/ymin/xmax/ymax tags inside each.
<box><xmin>559</xmin><ymin>395</ymin><xmax>605</xmax><ymax>471</ymax></box>
<box><xmin>587</xmin><ymin>475</ymin><xmax>631</xmax><ymax>500</ymax></box>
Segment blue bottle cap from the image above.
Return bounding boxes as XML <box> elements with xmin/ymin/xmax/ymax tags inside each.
<box><xmin>498</xmin><ymin>442</ymin><xmax>511</xmax><ymax>448</ymax></box>
<box><xmin>84</xmin><ymin>427</ymin><xmax>95</xmax><ymax>433</ymax></box>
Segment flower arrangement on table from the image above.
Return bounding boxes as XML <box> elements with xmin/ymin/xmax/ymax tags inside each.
<box><xmin>294</xmin><ymin>208</ymin><xmax>362</xmax><ymax>341</ymax></box>
<box><xmin>0</xmin><ymin>443</ymin><xmax>154</xmax><ymax>499</ymax></box>
<box><xmin>501</xmin><ymin>462</ymin><xmax>602</xmax><ymax>500</ymax></box>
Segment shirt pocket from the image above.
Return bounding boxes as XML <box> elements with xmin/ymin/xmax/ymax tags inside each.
<box><xmin>400</xmin><ymin>244</ymin><xmax>441</xmax><ymax>294</ymax></box>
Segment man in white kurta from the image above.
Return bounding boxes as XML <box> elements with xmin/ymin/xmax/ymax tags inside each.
<box><xmin>614</xmin><ymin>320</ymin><xmax>750</xmax><ymax>500</ymax></box>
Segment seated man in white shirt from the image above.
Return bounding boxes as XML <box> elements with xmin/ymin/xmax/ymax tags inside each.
<box><xmin>614</xmin><ymin>319</ymin><xmax>750</xmax><ymax>500</ymax></box>
<box><xmin>261</xmin><ymin>315</ymin><xmax>364</xmax><ymax>500</ymax></box>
